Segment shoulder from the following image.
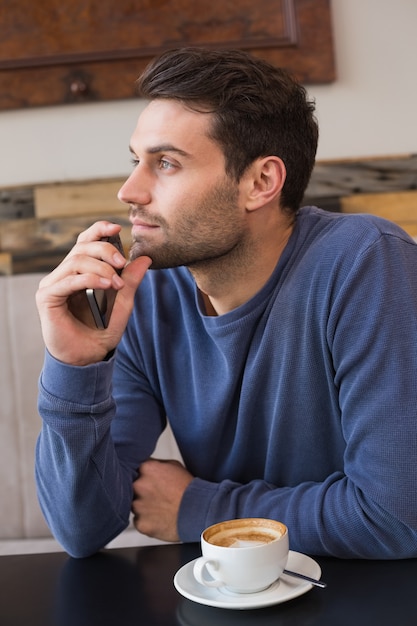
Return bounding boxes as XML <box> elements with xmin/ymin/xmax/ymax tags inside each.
<box><xmin>288</xmin><ymin>206</ymin><xmax>417</xmax><ymax>295</ymax></box>
<box><xmin>297</xmin><ymin>206</ymin><xmax>416</xmax><ymax>253</ymax></box>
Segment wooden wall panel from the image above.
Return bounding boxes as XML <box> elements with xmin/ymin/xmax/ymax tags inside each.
<box><xmin>34</xmin><ymin>180</ymin><xmax>126</xmax><ymax>219</ymax></box>
<box><xmin>0</xmin><ymin>0</ymin><xmax>335</xmax><ymax>110</ymax></box>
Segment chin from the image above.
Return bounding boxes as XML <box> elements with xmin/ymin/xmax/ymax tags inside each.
<box><xmin>129</xmin><ymin>242</ymin><xmax>149</xmax><ymax>262</ymax></box>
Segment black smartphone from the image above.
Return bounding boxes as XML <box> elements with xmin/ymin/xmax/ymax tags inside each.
<box><xmin>86</xmin><ymin>234</ymin><xmax>125</xmax><ymax>329</ymax></box>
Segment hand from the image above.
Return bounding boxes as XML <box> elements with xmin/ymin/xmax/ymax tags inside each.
<box><xmin>131</xmin><ymin>459</ymin><xmax>194</xmax><ymax>542</ymax></box>
<box><xmin>36</xmin><ymin>221</ymin><xmax>151</xmax><ymax>366</ymax></box>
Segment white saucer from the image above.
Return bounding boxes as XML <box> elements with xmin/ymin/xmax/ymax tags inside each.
<box><xmin>173</xmin><ymin>550</ymin><xmax>321</xmax><ymax>610</ymax></box>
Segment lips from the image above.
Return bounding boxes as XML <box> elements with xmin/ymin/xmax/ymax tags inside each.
<box><xmin>129</xmin><ymin>205</ymin><xmax>159</xmax><ymax>227</ymax></box>
<box><xmin>131</xmin><ymin>220</ymin><xmax>160</xmax><ymax>243</ymax></box>
<box><xmin>131</xmin><ymin>220</ymin><xmax>159</xmax><ymax>228</ymax></box>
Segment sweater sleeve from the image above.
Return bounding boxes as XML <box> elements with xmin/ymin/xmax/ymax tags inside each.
<box><xmin>35</xmin><ymin>349</ymin><xmax>163</xmax><ymax>558</ymax></box>
<box><xmin>178</xmin><ymin>230</ymin><xmax>417</xmax><ymax>558</ymax></box>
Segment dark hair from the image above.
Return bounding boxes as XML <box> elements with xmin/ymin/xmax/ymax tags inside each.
<box><xmin>137</xmin><ymin>47</ymin><xmax>318</xmax><ymax>214</ymax></box>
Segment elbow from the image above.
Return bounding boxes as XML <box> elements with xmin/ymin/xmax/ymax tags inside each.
<box><xmin>39</xmin><ymin>509</ymin><xmax>126</xmax><ymax>559</ymax></box>
<box><xmin>52</xmin><ymin>527</ymin><xmax>122</xmax><ymax>559</ymax></box>
<box><xmin>64</xmin><ymin>544</ymin><xmax>102</xmax><ymax>559</ymax></box>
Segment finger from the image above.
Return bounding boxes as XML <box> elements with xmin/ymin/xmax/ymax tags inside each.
<box><xmin>65</xmin><ymin>241</ymin><xmax>126</xmax><ymax>273</ymax></box>
<box><xmin>75</xmin><ymin>221</ymin><xmax>122</xmax><ymax>244</ymax></box>
<box><xmin>56</xmin><ymin>222</ymin><xmax>124</xmax><ymax>273</ymax></box>
<box><xmin>38</xmin><ymin>256</ymin><xmax>116</xmax><ymax>294</ymax></box>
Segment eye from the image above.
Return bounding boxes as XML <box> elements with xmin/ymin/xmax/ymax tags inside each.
<box><xmin>159</xmin><ymin>158</ymin><xmax>176</xmax><ymax>171</ymax></box>
<box><xmin>130</xmin><ymin>157</ymin><xmax>139</xmax><ymax>167</ymax></box>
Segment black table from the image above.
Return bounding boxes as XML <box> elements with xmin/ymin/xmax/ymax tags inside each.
<box><xmin>0</xmin><ymin>543</ymin><xmax>416</xmax><ymax>626</ymax></box>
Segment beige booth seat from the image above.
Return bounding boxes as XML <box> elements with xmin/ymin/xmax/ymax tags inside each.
<box><xmin>0</xmin><ymin>273</ymin><xmax>180</xmax><ymax>555</ymax></box>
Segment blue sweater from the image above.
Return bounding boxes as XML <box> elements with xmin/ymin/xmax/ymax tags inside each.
<box><xmin>36</xmin><ymin>207</ymin><xmax>417</xmax><ymax>558</ymax></box>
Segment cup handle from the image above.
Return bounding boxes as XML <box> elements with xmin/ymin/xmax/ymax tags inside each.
<box><xmin>193</xmin><ymin>556</ymin><xmax>224</xmax><ymax>588</ymax></box>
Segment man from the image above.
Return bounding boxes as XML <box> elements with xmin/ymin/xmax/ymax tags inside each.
<box><xmin>35</xmin><ymin>48</ymin><xmax>417</xmax><ymax>559</ymax></box>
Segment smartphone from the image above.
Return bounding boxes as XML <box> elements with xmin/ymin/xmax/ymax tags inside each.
<box><xmin>86</xmin><ymin>234</ymin><xmax>125</xmax><ymax>329</ymax></box>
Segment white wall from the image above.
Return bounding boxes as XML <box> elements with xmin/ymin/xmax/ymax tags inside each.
<box><xmin>1</xmin><ymin>0</ymin><xmax>416</xmax><ymax>188</ymax></box>
<box><xmin>309</xmin><ymin>0</ymin><xmax>417</xmax><ymax>160</ymax></box>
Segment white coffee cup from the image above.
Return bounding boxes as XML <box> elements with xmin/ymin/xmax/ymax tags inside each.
<box><xmin>193</xmin><ymin>518</ymin><xmax>289</xmax><ymax>594</ymax></box>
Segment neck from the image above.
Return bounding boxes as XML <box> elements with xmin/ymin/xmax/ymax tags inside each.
<box><xmin>191</xmin><ymin>214</ymin><xmax>294</xmax><ymax>316</ymax></box>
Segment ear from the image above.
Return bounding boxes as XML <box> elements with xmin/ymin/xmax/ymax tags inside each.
<box><xmin>244</xmin><ymin>156</ymin><xmax>286</xmax><ymax>212</ymax></box>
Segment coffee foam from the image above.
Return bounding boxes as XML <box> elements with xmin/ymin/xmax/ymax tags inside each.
<box><xmin>205</xmin><ymin>519</ymin><xmax>285</xmax><ymax>548</ymax></box>
<box><xmin>229</xmin><ymin>539</ymin><xmax>265</xmax><ymax>548</ymax></box>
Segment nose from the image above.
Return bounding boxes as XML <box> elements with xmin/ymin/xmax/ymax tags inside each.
<box><xmin>117</xmin><ymin>166</ymin><xmax>152</xmax><ymax>207</ymax></box>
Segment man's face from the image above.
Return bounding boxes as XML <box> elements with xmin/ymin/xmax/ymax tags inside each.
<box><xmin>118</xmin><ymin>99</ymin><xmax>248</xmax><ymax>269</ymax></box>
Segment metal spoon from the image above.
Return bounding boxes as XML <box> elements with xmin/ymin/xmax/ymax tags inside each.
<box><xmin>283</xmin><ymin>568</ymin><xmax>327</xmax><ymax>588</ymax></box>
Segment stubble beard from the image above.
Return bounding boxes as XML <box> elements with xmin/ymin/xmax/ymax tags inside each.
<box><xmin>129</xmin><ymin>180</ymin><xmax>247</xmax><ymax>271</ymax></box>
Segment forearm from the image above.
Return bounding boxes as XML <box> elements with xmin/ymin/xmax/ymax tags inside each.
<box><xmin>36</xmin><ymin>353</ymin><xmax>134</xmax><ymax>557</ymax></box>
<box><xmin>36</xmin><ymin>424</ymin><xmax>132</xmax><ymax>558</ymax></box>
<box><xmin>178</xmin><ymin>475</ymin><xmax>417</xmax><ymax>559</ymax></box>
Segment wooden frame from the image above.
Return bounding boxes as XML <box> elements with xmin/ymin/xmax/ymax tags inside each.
<box><xmin>0</xmin><ymin>0</ymin><xmax>335</xmax><ymax>110</ymax></box>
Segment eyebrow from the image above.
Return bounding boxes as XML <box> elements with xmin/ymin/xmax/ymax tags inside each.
<box><xmin>129</xmin><ymin>144</ymin><xmax>190</xmax><ymax>158</ymax></box>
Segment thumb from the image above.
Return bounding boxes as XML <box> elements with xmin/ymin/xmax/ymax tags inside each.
<box><xmin>108</xmin><ymin>255</ymin><xmax>152</xmax><ymax>330</ymax></box>
<box><xmin>122</xmin><ymin>256</ymin><xmax>153</xmax><ymax>290</ymax></box>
